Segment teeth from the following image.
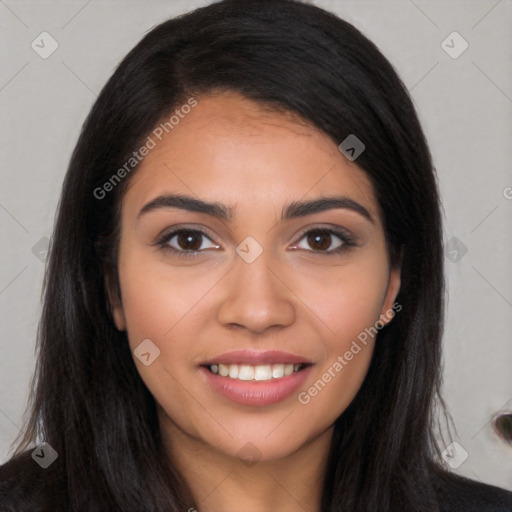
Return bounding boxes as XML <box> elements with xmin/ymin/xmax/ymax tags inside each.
<box><xmin>228</xmin><ymin>365</ymin><xmax>239</xmax><ymax>378</ymax></box>
<box><xmin>272</xmin><ymin>364</ymin><xmax>284</xmax><ymax>378</ymax></box>
<box><xmin>254</xmin><ymin>365</ymin><xmax>271</xmax><ymax>381</ymax></box>
<box><xmin>208</xmin><ymin>363</ymin><xmax>304</xmax><ymax>381</ymax></box>
<box><xmin>238</xmin><ymin>365</ymin><xmax>254</xmax><ymax>380</ymax></box>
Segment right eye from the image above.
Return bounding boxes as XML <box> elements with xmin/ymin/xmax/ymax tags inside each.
<box><xmin>156</xmin><ymin>229</ymin><xmax>220</xmax><ymax>257</ymax></box>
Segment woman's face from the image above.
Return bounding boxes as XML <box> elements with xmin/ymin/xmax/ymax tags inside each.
<box><xmin>110</xmin><ymin>91</ymin><xmax>400</xmax><ymax>463</ymax></box>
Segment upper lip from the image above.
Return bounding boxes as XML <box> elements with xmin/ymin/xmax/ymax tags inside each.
<box><xmin>201</xmin><ymin>350</ymin><xmax>313</xmax><ymax>366</ymax></box>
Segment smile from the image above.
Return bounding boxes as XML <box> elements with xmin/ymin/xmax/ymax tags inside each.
<box><xmin>206</xmin><ymin>363</ymin><xmax>307</xmax><ymax>381</ymax></box>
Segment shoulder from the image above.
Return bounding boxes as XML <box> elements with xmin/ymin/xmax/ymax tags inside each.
<box><xmin>0</xmin><ymin>450</ymin><xmax>62</xmax><ymax>512</ymax></box>
<box><xmin>431</xmin><ymin>467</ymin><xmax>512</xmax><ymax>512</ymax></box>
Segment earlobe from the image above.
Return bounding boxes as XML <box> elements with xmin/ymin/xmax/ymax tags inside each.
<box><xmin>379</xmin><ymin>266</ymin><xmax>401</xmax><ymax>327</ymax></box>
<box><xmin>104</xmin><ymin>268</ymin><xmax>126</xmax><ymax>331</ymax></box>
<box><xmin>112</xmin><ymin>303</ymin><xmax>127</xmax><ymax>332</ymax></box>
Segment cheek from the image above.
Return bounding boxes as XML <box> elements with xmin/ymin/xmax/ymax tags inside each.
<box><xmin>117</xmin><ymin>248</ymin><xmax>216</xmax><ymax>347</ymax></box>
<box><xmin>294</xmin><ymin>252</ymin><xmax>390</xmax><ymax>345</ymax></box>
<box><xmin>116</xmin><ymin>248</ymin><xmax>220</xmax><ymax>404</ymax></box>
<box><xmin>291</xmin><ymin>254</ymin><xmax>389</xmax><ymax>411</ymax></box>
<box><xmin>116</xmin><ymin>254</ymin><xmax>205</xmax><ymax>418</ymax></box>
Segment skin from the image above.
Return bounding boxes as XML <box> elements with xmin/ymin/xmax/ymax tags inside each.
<box><xmin>108</xmin><ymin>91</ymin><xmax>401</xmax><ymax>512</ymax></box>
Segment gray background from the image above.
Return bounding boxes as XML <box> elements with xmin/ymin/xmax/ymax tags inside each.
<box><xmin>1</xmin><ymin>0</ymin><xmax>511</xmax><ymax>490</ymax></box>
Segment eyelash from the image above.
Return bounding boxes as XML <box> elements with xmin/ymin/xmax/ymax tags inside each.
<box><xmin>153</xmin><ymin>226</ymin><xmax>357</xmax><ymax>258</ymax></box>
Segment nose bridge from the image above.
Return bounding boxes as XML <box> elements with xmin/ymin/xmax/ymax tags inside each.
<box><xmin>235</xmin><ymin>237</ymin><xmax>277</xmax><ymax>292</ymax></box>
<box><xmin>216</xmin><ymin>236</ymin><xmax>295</xmax><ymax>332</ymax></box>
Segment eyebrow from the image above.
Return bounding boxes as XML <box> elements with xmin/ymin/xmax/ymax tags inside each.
<box><xmin>137</xmin><ymin>193</ymin><xmax>375</xmax><ymax>224</ymax></box>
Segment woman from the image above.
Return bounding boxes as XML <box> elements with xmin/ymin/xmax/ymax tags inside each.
<box><xmin>1</xmin><ymin>0</ymin><xmax>511</xmax><ymax>510</ymax></box>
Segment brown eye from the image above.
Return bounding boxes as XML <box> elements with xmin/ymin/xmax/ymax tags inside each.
<box><xmin>174</xmin><ymin>230</ymin><xmax>204</xmax><ymax>251</ymax></box>
<box><xmin>295</xmin><ymin>229</ymin><xmax>349</xmax><ymax>253</ymax></box>
<box><xmin>306</xmin><ymin>230</ymin><xmax>336</xmax><ymax>251</ymax></box>
<box><xmin>158</xmin><ymin>229</ymin><xmax>219</xmax><ymax>256</ymax></box>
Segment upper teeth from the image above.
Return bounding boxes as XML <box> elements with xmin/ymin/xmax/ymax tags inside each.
<box><xmin>209</xmin><ymin>363</ymin><xmax>303</xmax><ymax>381</ymax></box>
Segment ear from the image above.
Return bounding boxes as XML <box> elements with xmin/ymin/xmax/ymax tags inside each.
<box><xmin>378</xmin><ymin>265</ymin><xmax>401</xmax><ymax>327</ymax></box>
<box><xmin>104</xmin><ymin>267</ymin><xmax>126</xmax><ymax>331</ymax></box>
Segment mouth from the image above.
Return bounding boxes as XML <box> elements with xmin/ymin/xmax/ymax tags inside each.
<box><xmin>198</xmin><ymin>356</ymin><xmax>314</xmax><ymax>406</ymax></box>
<box><xmin>202</xmin><ymin>362</ymin><xmax>311</xmax><ymax>382</ymax></box>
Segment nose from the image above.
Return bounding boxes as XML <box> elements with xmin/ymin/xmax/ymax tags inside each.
<box><xmin>216</xmin><ymin>245</ymin><xmax>296</xmax><ymax>334</ymax></box>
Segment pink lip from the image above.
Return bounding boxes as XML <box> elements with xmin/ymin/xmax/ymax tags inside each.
<box><xmin>201</xmin><ymin>350</ymin><xmax>312</xmax><ymax>366</ymax></box>
<box><xmin>199</xmin><ymin>364</ymin><xmax>313</xmax><ymax>406</ymax></box>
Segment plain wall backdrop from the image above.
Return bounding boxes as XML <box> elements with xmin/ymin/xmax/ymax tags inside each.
<box><xmin>1</xmin><ymin>0</ymin><xmax>511</xmax><ymax>490</ymax></box>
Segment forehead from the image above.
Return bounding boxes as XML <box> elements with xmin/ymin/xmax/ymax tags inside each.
<box><xmin>122</xmin><ymin>91</ymin><xmax>380</xmax><ymax>223</ymax></box>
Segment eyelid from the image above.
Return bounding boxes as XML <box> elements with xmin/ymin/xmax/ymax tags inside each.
<box><xmin>292</xmin><ymin>223</ymin><xmax>355</xmax><ymax>244</ymax></box>
<box><xmin>155</xmin><ymin>223</ymin><xmax>219</xmax><ymax>243</ymax></box>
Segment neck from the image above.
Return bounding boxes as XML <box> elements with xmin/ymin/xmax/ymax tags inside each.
<box><xmin>159</xmin><ymin>412</ymin><xmax>333</xmax><ymax>512</ymax></box>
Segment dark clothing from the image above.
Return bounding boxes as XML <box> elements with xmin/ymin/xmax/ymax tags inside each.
<box><xmin>1</xmin><ymin>450</ymin><xmax>511</xmax><ymax>511</ymax></box>
<box><xmin>431</xmin><ymin>469</ymin><xmax>512</xmax><ymax>512</ymax></box>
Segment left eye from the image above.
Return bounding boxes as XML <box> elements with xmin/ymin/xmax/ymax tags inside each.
<box><xmin>294</xmin><ymin>228</ymin><xmax>349</xmax><ymax>253</ymax></box>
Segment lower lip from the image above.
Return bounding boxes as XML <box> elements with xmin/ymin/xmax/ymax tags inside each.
<box><xmin>199</xmin><ymin>365</ymin><xmax>313</xmax><ymax>406</ymax></box>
